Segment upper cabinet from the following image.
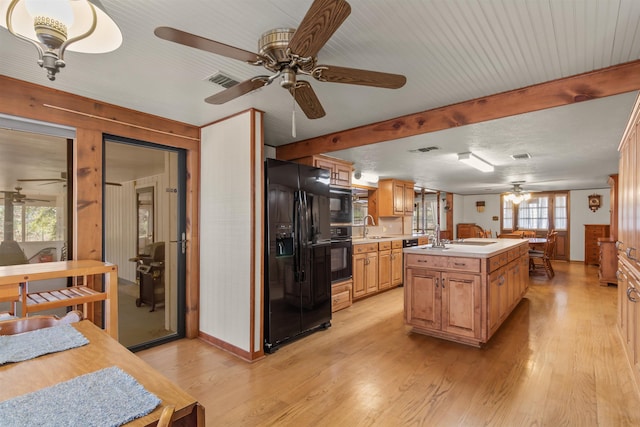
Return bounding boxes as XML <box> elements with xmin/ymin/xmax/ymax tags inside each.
<box><xmin>378</xmin><ymin>179</ymin><xmax>414</xmax><ymax>216</ymax></box>
<box><xmin>295</xmin><ymin>155</ymin><xmax>353</xmax><ymax>188</ymax></box>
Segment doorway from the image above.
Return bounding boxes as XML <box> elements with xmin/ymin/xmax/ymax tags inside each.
<box><xmin>104</xmin><ymin>136</ymin><xmax>186</xmax><ymax>350</ymax></box>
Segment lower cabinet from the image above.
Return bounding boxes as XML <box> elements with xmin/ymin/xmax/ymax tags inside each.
<box><xmin>353</xmin><ymin>240</ymin><xmax>403</xmax><ymax>300</ymax></box>
<box><xmin>405</xmin><ymin>268</ymin><xmax>482</xmax><ymax>340</ymax></box>
<box><xmin>618</xmin><ymin>258</ymin><xmax>640</xmax><ymax>385</ymax></box>
<box><xmin>353</xmin><ymin>244</ymin><xmax>378</xmax><ymax>299</ymax></box>
<box><xmin>331</xmin><ymin>279</ymin><xmax>353</xmax><ymax>312</ymax></box>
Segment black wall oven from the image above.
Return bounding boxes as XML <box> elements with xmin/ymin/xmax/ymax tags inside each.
<box><xmin>329</xmin><ymin>187</ymin><xmax>353</xmax><ymax>225</ymax></box>
<box><xmin>330</xmin><ymin>226</ymin><xmax>352</xmax><ymax>283</ymax></box>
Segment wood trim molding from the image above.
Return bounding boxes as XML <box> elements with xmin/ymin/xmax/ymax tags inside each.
<box><xmin>276</xmin><ymin>60</ymin><xmax>640</xmax><ymax>160</ymax></box>
<box><xmin>198</xmin><ymin>331</ymin><xmax>265</xmax><ymax>362</ymax></box>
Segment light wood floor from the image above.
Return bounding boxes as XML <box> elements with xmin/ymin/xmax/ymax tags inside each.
<box><xmin>138</xmin><ymin>262</ymin><xmax>640</xmax><ymax>426</ymax></box>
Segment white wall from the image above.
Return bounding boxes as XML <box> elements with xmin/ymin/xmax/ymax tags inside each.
<box><xmin>460</xmin><ymin>194</ymin><xmax>502</xmax><ymax>237</ymax></box>
<box><xmin>569</xmin><ymin>188</ymin><xmax>611</xmax><ymax>261</ymax></box>
<box><xmin>200</xmin><ymin>110</ymin><xmax>263</xmax><ymax>354</ymax></box>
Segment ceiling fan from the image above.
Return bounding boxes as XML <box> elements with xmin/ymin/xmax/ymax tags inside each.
<box><xmin>504</xmin><ymin>183</ymin><xmax>532</xmax><ymax>204</ymax></box>
<box><xmin>154</xmin><ymin>0</ymin><xmax>407</xmax><ymax>119</ymax></box>
<box><xmin>17</xmin><ymin>172</ymin><xmax>122</xmax><ymax>187</ymax></box>
<box><xmin>0</xmin><ymin>186</ymin><xmax>50</xmax><ymax>204</ymax></box>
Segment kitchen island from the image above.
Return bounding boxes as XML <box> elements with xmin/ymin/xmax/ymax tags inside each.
<box><xmin>403</xmin><ymin>238</ymin><xmax>529</xmax><ymax>347</ymax></box>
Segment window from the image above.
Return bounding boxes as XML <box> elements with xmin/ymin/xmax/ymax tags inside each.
<box><xmin>413</xmin><ymin>191</ymin><xmax>437</xmax><ymax>233</ymax></box>
<box><xmin>501</xmin><ymin>191</ymin><xmax>568</xmax><ymax>233</ymax></box>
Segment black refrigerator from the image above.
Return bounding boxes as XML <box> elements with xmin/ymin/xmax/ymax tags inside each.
<box><xmin>264</xmin><ymin>158</ymin><xmax>332</xmax><ymax>353</ymax></box>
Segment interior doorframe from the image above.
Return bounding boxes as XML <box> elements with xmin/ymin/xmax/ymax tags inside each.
<box><xmin>102</xmin><ymin>134</ymin><xmax>187</xmax><ymax>349</ymax></box>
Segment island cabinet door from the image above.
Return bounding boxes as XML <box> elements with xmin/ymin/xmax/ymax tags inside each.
<box><xmin>405</xmin><ymin>268</ymin><xmax>441</xmax><ymax>330</ymax></box>
<box><xmin>441</xmin><ymin>272</ymin><xmax>482</xmax><ymax>339</ymax></box>
<box><xmin>488</xmin><ymin>268</ymin><xmax>507</xmax><ymax>335</ymax></box>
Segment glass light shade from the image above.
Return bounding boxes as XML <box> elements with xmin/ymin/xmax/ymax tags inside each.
<box><xmin>0</xmin><ymin>0</ymin><xmax>122</xmax><ymax>53</ymax></box>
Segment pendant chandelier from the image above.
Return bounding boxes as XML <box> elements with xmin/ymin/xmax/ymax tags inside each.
<box><xmin>504</xmin><ymin>184</ymin><xmax>531</xmax><ymax>205</ymax></box>
<box><xmin>0</xmin><ymin>0</ymin><xmax>122</xmax><ymax>81</ymax></box>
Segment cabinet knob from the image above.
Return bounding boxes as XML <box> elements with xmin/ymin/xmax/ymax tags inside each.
<box><xmin>627</xmin><ymin>286</ymin><xmax>639</xmax><ymax>303</ymax></box>
<box><xmin>625</xmin><ymin>247</ymin><xmax>639</xmax><ymax>263</ymax></box>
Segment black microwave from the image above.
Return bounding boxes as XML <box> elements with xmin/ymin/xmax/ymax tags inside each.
<box><xmin>329</xmin><ymin>188</ymin><xmax>352</xmax><ymax>225</ymax></box>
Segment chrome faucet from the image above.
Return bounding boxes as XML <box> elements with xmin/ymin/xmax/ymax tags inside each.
<box><xmin>433</xmin><ymin>224</ymin><xmax>444</xmax><ymax>247</ymax></box>
<box><xmin>363</xmin><ymin>215</ymin><xmax>376</xmax><ymax>238</ymax></box>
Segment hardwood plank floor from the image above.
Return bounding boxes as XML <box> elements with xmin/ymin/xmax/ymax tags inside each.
<box><xmin>138</xmin><ymin>261</ymin><xmax>640</xmax><ymax>426</ymax></box>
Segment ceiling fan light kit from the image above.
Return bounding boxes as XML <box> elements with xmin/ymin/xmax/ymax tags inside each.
<box><xmin>0</xmin><ymin>0</ymin><xmax>122</xmax><ymax>81</ymax></box>
<box><xmin>504</xmin><ymin>184</ymin><xmax>531</xmax><ymax>205</ymax></box>
<box><xmin>154</xmin><ymin>0</ymin><xmax>406</xmax><ymax>120</ymax></box>
<box><xmin>457</xmin><ymin>152</ymin><xmax>494</xmax><ymax>173</ymax></box>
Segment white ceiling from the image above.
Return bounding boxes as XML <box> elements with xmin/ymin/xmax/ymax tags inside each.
<box><xmin>1</xmin><ymin>0</ymin><xmax>640</xmax><ymax>195</ymax></box>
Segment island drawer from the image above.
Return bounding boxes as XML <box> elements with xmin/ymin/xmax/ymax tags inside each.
<box><xmin>405</xmin><ymin>254</ymin><xmax>448</xmax><ymax>269</ymax></box>
<box><xmin>507</xmin><ymin>248</ymin><xmax>520</xmax><ymax>262</ymax></box>
<box><xmin>488</xmin><ymin>253</ymin><xmax>509</xmax><ymax>272</ymax></box>
<box><xmin>447</xmin><ymin>257</ymin><xmax>480</xmax><ymax>272</ymax></box>
<box><xmin>379</xmin><ymin>241</ymin><xmax>392</xmax><ymax>250</ymax></box>
<box><xmin>354</xmin><ymin>243</ymin><xmax>378</xmax><ymax>254</ymax></box>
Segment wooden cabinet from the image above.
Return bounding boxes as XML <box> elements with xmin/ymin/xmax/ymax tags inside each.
<box><xmin>617</xmin><ymin>93</ymin><xmax>640</xmax><ymax>391</ymax></box>
<box><xmin>353</xmin><ymin>243</ymin><xmax>378</xmax><ymax>299</ymax></box>
<box><xmin>598</xmin><ymin>238</ymin><xmax>618</xmax><ymax>285</ymax></box>
<box><xmin>584</xmin><ymin>224</ymin><xmax>610</xmax><ymax>265</ymax></box>
<box><xmin>457</xmin><ymin>223</ymin><xmax>480</xmax><ymax>239</ymax></box>
<box><xmin>331</xmin><ymin>279</ymin><xmax>352</xmax><ymax>312</ymax></box>
<box><xmin>391</xmin><ymin>240</ymin><xmax>403</xmax><ymax>286</ymax></box>
<box><xmin>378</xmin><ymin>242</ymin><xmax>392</xmax><ymax>290</ymax></box>
<box><xmin>377</xmin><ymin>179</ymin><xmax>414</xmax><ymax>216</ymax></box>
<box><xmin>295</xmin><ymin>154</ymin><xmax>353</xmax><ymax>188</ymax></box>
<box><xmin>405</xmin><ymin>265</ymin><xmax>482</xmax><ymax>341</ymax></box>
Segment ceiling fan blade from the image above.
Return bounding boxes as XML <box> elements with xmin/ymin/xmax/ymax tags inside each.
<box><xmin>17</xmin><ymin>178</ymin><xmax>66</xmax><ymax>183</ymax></box>
<box><xmin>288</xmin><ymin>0</ymin><xmax>351</xmax><ymax>59</ymax></box>
<box><xmin>154</xmin><ymin>27</ymin><xmax>266</xmax><ymax>64</ymax></box>
<box><xmin>290</xmin><ymin>81</ymin><xmax>326</xmax><ymax>119</ymax></box>
<box><xmin>205</xmin><ymin>76</ymin><xmax>271</xmax><ymax>104</ymax></box>
<box><xmin>313</xmin><ymin>65</ymin><xmax>406</xmax><ymax>89</ymax></box>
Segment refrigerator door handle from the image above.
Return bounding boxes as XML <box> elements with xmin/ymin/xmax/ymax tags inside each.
<box><xmin>299</xmin><ymin>190</ymin><xmax>309</xmax><ymax>283</ymax></box>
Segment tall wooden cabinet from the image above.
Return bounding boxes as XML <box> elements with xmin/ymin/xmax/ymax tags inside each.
<box><xmin>617</xmin><ymin>93</ymin><xmax>640</xmax><ymax>392</ymax></box>
<box><xmin>584</xmin><ymin>224</ymin><xmax>610</xmax><ymax>265</ymax></box>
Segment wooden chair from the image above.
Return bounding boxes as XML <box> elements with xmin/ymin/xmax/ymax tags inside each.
<box><xmin>520</xmin><ymin>230</ymin><xmax>536</xmax><ymax>238</ymax></box>
<box><xmin>0</xmin><ymin>310</ymin><xmax>83</xmax><ymax>335</ymax></box>
<box><xmin>483</xmin><ymin>229</ymin><xmax>492</xmax><ymax>238</ymax></box>
<box><xmin>529</xmin><ymin>232</ymin><xmax>557</xmax><ymax>278</ymax></box>
<box><xmin>157</xmin><ymin>405</ymin><xmax>175</xmax><ymax>427</ymax></box>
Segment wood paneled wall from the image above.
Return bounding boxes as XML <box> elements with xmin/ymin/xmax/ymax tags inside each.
<box><xmin>0</xmin><ymin>76</ymin><xmax>200</xmax><ymax>337</ymax></box>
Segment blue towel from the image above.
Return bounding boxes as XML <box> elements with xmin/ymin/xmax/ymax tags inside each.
<box><xmin>0</xmin><ymin>366</ymin><xmax>161</xmax><ymax>426</ymax></box>
<box><xmin>0</xmin><ymin>324</ymin><xmax>89</xmax><ymax>365</ymax></box>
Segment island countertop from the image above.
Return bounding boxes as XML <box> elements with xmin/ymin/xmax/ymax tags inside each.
<box><xmin>403</xmin><ymin>238</ymin><xmax>526</xmax><ymax>258</ymax></box>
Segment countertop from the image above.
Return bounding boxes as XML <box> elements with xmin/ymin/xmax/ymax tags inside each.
<box><xmin>352</xmin><ymin>234</ymin><xmax>427</xmax><ymax>244</ymax></box>
<box><xmin>402</xmin><ymin>238</ymin><xmax>527</xmax><ymax>258</ymax></box>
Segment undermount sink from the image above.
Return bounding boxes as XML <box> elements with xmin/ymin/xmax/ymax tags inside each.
<box><xmin>449</xmin><ymin>241</ymin><xmax>497</xmax><ymax>246</ymax></box>
<box><xmin>420</xmin><ymin>245</ymin><xmax>449</xmax><ymax>250</ymax></box>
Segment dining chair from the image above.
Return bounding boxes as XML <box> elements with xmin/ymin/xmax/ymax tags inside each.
<box><xmin>0</xmin><ymin>310</ymin><xmax>83</xmax><ymax>335</ymax></box>
<box><xmin>520</xmin><ymin>230</ymin><xmax>536</xmax><ymax>238</ymax></box>
<box><xmin>483</xmin><ymin>229</ymin><xmax>492</xmax><ymax>238</ymax></box>
<box><xmin>529</xmin><ymin>232</ymin><xmax>557</xmax><ymax>279</ymax></box>
<box><xmin>157</xmin><ymin>405</ymin><xmax>175</xmax><ymax>427</ymax></box>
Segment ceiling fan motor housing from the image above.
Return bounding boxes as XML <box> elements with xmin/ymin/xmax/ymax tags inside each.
<box><xmin>259</xmin><ymin>28</ymin><xmax>315</xmax><ymax>73</ymax></box>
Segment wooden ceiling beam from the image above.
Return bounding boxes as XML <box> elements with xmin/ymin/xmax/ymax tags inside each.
<box><xmin>276</xmin><ymin>59</ymin><xmax>640</xmax><ymax>161</ymax></box>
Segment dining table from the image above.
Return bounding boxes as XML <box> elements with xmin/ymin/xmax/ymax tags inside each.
<box><xmin>528</xmin><ymin>237</ymin><xmax>547</xmax><ymax>251</ymax></box>
<box><xmin>0</xmin><ymin>320</ymin><xmax>205</xmax><ymax>426</ymax></box>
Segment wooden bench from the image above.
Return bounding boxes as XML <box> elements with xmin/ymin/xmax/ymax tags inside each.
<box><xmin>0</xmin><ymin>260</ymin><xmax>118</xmax><ymax>339</ymax></box>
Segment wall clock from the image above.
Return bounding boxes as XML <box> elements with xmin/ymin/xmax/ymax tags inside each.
<box><xmin>588</xmin><ymin>194</ymin><xmax>601</xmax><ymax>212</ymax></box>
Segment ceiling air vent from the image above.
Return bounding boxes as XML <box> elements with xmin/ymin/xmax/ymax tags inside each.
<box><xmin>409</xmin><ymin>146</ymin><xmax>439</xmax><ymax>153</ymax></box>
<box><xmin>510</xmin><ymin>153</ymin><xmax>532</xmax><ymax>160</ymax></box>
<box><xmin>205</xmin><ymin>72</ymin><xmax>240</xmax><ymax>89</ymax></box>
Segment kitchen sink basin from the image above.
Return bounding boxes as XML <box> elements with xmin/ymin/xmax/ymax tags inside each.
<box><xmin>420</xmin><ymin>245</ymin><xmax>449</xmax><ymax>250</ymax></box>
<box><xmin>449</xmin><ymin>241</ymin><xmax>497</xmax><ymax>246</ymax></box>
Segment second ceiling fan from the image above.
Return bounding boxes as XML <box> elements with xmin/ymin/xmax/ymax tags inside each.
<box><xmin>154</xmin><ymin>0</ymin><xmax>406</xmax><ymax>119</ymax></box>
